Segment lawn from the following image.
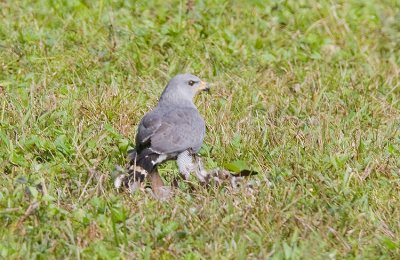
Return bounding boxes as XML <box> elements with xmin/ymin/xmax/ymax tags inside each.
<box><xmin>0</xmin><ymin>0</ymin><xmax>399</xmax><ymax>258</ymax></box>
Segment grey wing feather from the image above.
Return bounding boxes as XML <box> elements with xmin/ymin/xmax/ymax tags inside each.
<box><xmin>152</xmin><ymin>108</ymin><xmax>205</xmax><ymax>154</ymax></box>
<box><xmin>136</xmin><ymin>107</ymin><xmax>205</xmax><ymax>154</ymax></box>
<box><xmin>135</xmin><ymin>111</ymin><xmax>162</xmax><ymax>146</ymax></box>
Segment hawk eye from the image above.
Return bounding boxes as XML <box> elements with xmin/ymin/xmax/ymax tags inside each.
<box><xmin>188</xmin><ymin>80</ymin><xmax>195</xmax><ymax>86</ymax></box>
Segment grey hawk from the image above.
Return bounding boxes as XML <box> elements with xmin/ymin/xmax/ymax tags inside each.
<box><xmin>115</xmin><ymin>74</ymin><xmax>210</xmax><ymax>194</ymax></box>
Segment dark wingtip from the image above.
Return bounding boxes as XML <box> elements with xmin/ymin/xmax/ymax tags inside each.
<box><xmin>230</xmin><ymin>169</ymin><xmax>259</xmax><ymax>177</ymax></box>
<box><xmin>127</xmin><ymin>149</ymin><xmax>137</xmax><ymax>162</ymax></box>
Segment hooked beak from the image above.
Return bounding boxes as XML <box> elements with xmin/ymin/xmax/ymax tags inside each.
<box><xmin>198</xmin><ymin>81</ymin><xmax>210</xmax><ymax>93</ymax></box>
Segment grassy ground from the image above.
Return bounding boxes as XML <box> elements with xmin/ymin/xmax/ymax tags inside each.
<box><xmin>1</xmin><ymin>0</ymin><xmax>399</xmax><ymax>258</ymax></box>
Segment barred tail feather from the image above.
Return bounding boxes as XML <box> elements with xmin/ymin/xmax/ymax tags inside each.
<box><xmin>124</xmin><ymin>148</ymin><xmax>161</xmax><ymax>186</ymax></box>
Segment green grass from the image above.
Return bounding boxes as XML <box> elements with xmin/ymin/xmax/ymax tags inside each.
<box><xmin>1</xmin><ymin>0</ymin><xmax>399</xmax><ymax>258</ymax></box>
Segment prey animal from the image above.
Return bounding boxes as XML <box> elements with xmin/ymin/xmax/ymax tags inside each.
<box><xmin>115</xmin><ymin>74</ymin><xmax>210</xmax><ymax>196</ymax></box>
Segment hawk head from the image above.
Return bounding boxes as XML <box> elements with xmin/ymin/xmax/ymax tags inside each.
<box><xmin>160</xmin><ymin>74</ymin><xmax>209</xmax><ymax>105</ymax></box>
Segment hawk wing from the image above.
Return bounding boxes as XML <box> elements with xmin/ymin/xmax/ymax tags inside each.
<box><xmin>135</xmin><ymin>107</ymin><xmax>205</xmax><ymax>155</ymax></box>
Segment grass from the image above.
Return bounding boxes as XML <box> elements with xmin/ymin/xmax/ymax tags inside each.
<box><xmin>0</xmin><ymin>0</ymin><xmax>399</xmax><ymax>258</ymax></box>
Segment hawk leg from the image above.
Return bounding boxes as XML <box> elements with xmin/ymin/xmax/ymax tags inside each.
<box><xmin>148</xmin><ymin>168</ymin><xmax>164</xmax><ymax>189</ymax></box>
<box><xmin>148</xmin><ymin>168</ymin><xmax>173</xmax><ymax>200</ymax></box>
<box><xmin>176</xmin><ymin>150</ymin><xmax>193</xmax><ymax>180</ymax></box>
<box><xmin>176</xmin><ymin>150</ymin><xmax>210</xmax><ymax>185</ymax></box>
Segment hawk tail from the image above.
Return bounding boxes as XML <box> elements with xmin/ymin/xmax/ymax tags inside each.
<box><xmin>125</xmin><ymin>148</ymin><xmax>159</xmax><ymax>184</ymax></box>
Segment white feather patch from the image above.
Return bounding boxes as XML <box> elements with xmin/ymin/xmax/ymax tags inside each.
<box><xmin>114</xmin><ymin>174</ymin><xmax>125</xmax><ymax>188</ymax></box>
<box><xmin>151</xmin><ymin>154</ymin><xmax>167</xmax><ymax>165</ymax></box>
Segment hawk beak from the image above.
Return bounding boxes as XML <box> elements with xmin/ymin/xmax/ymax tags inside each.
<box><xmin>198</xmin><ymin>81</ymin><xmax>210</xmax><ymax>93</ymax></box>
